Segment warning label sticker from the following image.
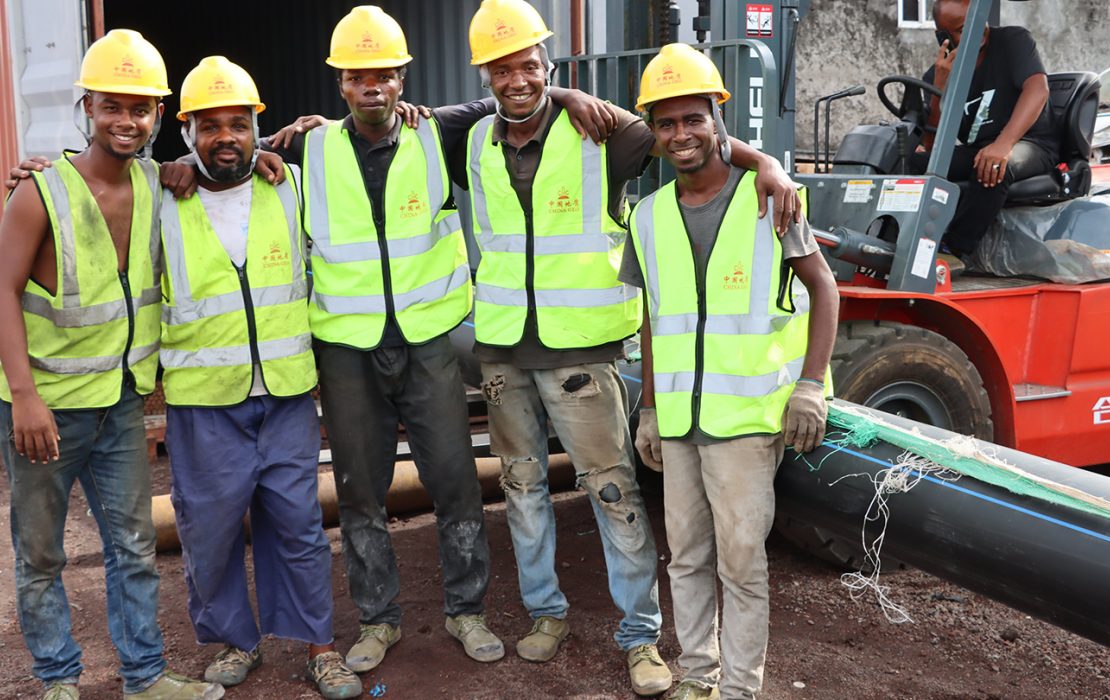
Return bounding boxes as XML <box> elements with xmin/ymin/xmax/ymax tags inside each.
<box><xmin>746</xmin><ymin>4</ymin><xmax>773</xmax><ymax>37</ymax></box>
<box><xmin>1095</xmin><ymin>397</ymin><xmax>1110</xmax><ymax>425</ymax></box>
<box><xmin>877</xmin><ymin>178</ymin><xmax>926</xmax><ymax>212</ymax></box>
<box><xmin>843</xmin><ymin>180</ymin><xmax>873</xmax><ymax>204</ymax></box>
<box><xmin>910</xmin><ymin>237</ymin><xmax>936</xmax><ymax>279</ymax></box>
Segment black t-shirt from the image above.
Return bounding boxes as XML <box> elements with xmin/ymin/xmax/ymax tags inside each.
<box><xmin>923</xmin><ymin>26</ymin><xmax>1056</xmax><ymax>154</ymax></box>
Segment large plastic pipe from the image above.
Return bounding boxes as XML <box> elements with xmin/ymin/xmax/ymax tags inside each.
<box><xmin>775</xmin><ymin>401</ymin><xmax>1110</xmax><ymax>647</ymax></box>
<box><xmin>152</xmin><ymin>454</ymin><xmax>576</xmax><ymax>552</ymax></box>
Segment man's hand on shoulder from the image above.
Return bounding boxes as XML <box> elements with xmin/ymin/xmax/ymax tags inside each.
<box><xmin>160</xmin><ymin>158</ymin><xmax>197</xmax><ymax>199</ymax></box>
<box><xmin>5</xmin><ymin>156</ymin><xmax>50</xmax><ymax>192</ymax></box>
<box><xmin>551</xmin><ymin>87</ymin><xmax>619</xmax><ymax>144</ymax></box>
<box><xmin>254</xmin><ymin>151</ymin><xmax>286</xmax><ymax>185</ymax></box>
<box><xmin>268</xmin><ymin>115</ymin><xmax>332</xmax><ymax>151</ymax></box>
<box><xmin>753</xmin><ymin>154</ymin><xmax>802</xmax><ymax>236</ymax></box>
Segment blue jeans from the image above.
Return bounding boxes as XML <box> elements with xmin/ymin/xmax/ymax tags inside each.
<box><xmin>1</xmin><ymin>389</ymin><xmax>166</xmax><ymax>693</ymax></box>
<box><xmin>481</xmin><ymin>361</ymin><xmax>662</xmax><ymax>650</ymax></box>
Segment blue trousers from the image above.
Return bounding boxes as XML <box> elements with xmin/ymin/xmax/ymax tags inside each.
<box><xmin>1</xmin><ymin>389</ymin><xmax>166</xmax><ymax>693</ymax></box>
<box><xmin>165</xmin><ymin>393</ymin><xmax>334</xmax><ymax>651</ymax></box>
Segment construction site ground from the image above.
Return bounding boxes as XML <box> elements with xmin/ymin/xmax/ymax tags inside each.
<box><xmin>2</xmin><ymin>456</ymin><xmax>1109</xmax><ymax>700</ymax></box>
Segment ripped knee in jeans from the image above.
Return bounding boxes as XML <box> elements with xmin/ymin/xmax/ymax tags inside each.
<box><xmin>578</xmin><ymin>465</ymin><xmax>648</xmax><ymax>549</ymax></box>
<box><xmin>499</xmin><ymin>457</ymin><xmax>543</xmax><ymax>493</ymax></box>
<box><xmin>482</xmin><ymin>374</ymin><xmax>506</xmax><ymax>406</ymax></box>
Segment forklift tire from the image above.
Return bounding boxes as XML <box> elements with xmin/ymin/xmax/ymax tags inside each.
<box><xmin>830</xmin><ymin>321</ymin><xmax>994</xmax><ymax>441</ymax></box>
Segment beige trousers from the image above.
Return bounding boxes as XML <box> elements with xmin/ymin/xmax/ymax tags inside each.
<box><xmin>661</xmin><ymin>434</ymin><xmax>784</xmax><ymax>699</ymax></box>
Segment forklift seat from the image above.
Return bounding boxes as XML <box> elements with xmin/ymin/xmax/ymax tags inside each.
<box><xmin>1005</xmin><ymin>71</ymin><xmax>1101</xmax><ymax>206</ymax></box>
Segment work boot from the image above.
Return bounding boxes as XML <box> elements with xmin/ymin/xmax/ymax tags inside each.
<box><xmin>627</xmin><ymin>643</ymin><xmax>673</xmax><ymax>696</ymax></box>
<box><xmin>204</xmin><ymin>646</ymin><xmax>262</xmax><ymax>687</ymax></box>
<box><xmin>306</xmin><ymin>651</ymin><xmax>362</xmax><ymax>700</ymax></box>
<box><xmin>445</xmin><ymin>614</ymin><xmax>506</xmax><ymax>662</ymax></box>
<box><xmin>668</xmin><ymin>680</ymin><xmax>720</xmax><ymax>700</ymax></box>
<box><xmin>124</xmin><ymin>671</ymin><xmax>224</xmax><ymax>699</ymax></box>
<box><xmin>515</xmin><ymin>616</ymin><xmax>570</xmax><ymax>662</ymax></box>
<box><xmin>345</xmin><ymin>623</ymin><xmax>401</xmax><ymax>673</ymax></box>
<box><xmin>42</xmin><ymin>683</ymin><xmax>79</xmax><ymax>700</ymax></box>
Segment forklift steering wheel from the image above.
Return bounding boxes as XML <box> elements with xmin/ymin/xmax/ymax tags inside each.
<box><xmin>877</xmin><ymin>75</ymin><xmax>944</xmax><ymax>125</ymax></box>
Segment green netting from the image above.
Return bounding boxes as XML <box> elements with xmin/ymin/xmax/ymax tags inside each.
<box><xmin>825</xmin><ymin>405</ymin><xmax>1110</xmax><ymax>521</ymax></box>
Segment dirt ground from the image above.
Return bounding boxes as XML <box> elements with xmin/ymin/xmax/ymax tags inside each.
<box><xmin>2</xmin><ymin>457</ymin><xmax>1109</xmax><ymax>700</ymax></box>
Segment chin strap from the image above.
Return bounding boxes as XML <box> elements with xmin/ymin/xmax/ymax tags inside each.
<box><xmin>710</xmin><ymin>97</ymin><xmax>732</xmax><ymax>164</ymax></box>
<box><xmin>180</xmin><ymin>112</ymin><xmax>260</xmax><ymax>183</ymax></box>
<box><xmin>482</xmin><ymin>42</ymin><xmax>556</xmax><ymax>125</ymax></box>
<box><xmin>73</xmin><ymin>93</ymin><xmax>161</xmax><ymax>161</ymax></box>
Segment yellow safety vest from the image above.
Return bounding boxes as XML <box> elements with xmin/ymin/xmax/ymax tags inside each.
<box><xmin>0</xmin><ymin>156</ymin><xmax>161</xmax><ymax>409</ymax></box>
<box><xmin>159</xmin><ymin>170</ymin><xmax>315</xmax><ymax>406</ymax></box>
<box><xmin>466</xmin><ymin>110</ymin><xmax>641</xmax><ymax>349</ymax></box>
<box><xmin>302</xmin><ymin>119</ymin><xmax>471</xmax><ymax>349</ymax></box>
<box><xmin>630</xmin><ymin>172</ymin><xmax>826</xmax><ymax>439</ymax></box>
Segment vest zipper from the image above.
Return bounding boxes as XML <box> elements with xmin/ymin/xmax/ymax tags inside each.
<box><xmin>236</xmin><ymin>265</ymin><xmax>262</xmax><ymax>378</ymax></box>
<box><xmin>118</xmin><ymin>271</ymin><xmax>135</xmax><ymax>386</ymax></box>
<box><xmin>350</xmin><ymin>131</ymin><xmax>397</xmax><ymax>337</ymax></box>
<box><xmin>676</xmin><ymin>193</ymin><xmax>716</xmax><ymax>432</ymax></box>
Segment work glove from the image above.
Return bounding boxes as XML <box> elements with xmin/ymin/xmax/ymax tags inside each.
<box><xmin>635</xmin><ymin>408</ymin><xmax>664</xmax><ymax>472</ymax></box>
<box><xmin>783</xmin><ymin>380</ymin><xmax>828</xmax><ymax>453</ymax></box>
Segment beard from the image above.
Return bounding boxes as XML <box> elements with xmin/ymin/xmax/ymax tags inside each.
<box><xmin>205</xmin><ymin>146</ymin><xmax>251</xmax><ymax>182</ymax></box>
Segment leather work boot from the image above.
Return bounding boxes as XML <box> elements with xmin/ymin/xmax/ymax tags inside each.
<box><xmin>445</xmin><ymin>614</ymin><xmax>506</xmax><ymax>662</ymax></box>
<box><xmin>204</xmin><ymin>646</ymin><xmax>261</xmax><ymax>687</ymax></box>
<box><xmin>627</xmin><ymin>643</ymin><xmax>673</xmax><ymax>696</ymax></box>
<box><xmin>42</xmin><ymin>683</ymin><xmax>79</xmax><ymax>700</ymax></box>
<box><xmin>515</xmin><ymin>616</ymin><xmax>570</xmax><ymax>662</ymax></box>
<box><xmin>124</xmin><ymin>671</ymin><xmax>224</xmax><ymax>699</ymax></box>
<box><xmin>345</xmin><ymin>623</ymin><xmax>402</xmax><ymax>673</ymax></box>
<box><xmin>668</xmin><ymin>680</ymin><xmax>721</xmax><ymax>700</ymax></box>
<box><xmin>306</xmin><ymin>651</ymin><xmax>363</xmax><ymax>700</ymax></box>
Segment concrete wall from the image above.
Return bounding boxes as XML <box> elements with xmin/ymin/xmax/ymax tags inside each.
<box><xmin>795</xmin><ymin>0</ymin><xmax>1110</xmax><ymax>160</ymax></box>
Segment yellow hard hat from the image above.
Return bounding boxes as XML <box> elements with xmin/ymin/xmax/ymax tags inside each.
<box><xmin>326</xmin><ymin>5</ymin><xmax>413</xmax><ymax>69</ymax></box>
<box><xmin>469</xmin><ymin>0</ymin><xmax>554</xmax><ymax>66</ymax></box>
<box><xmin>635</xmin><ymin>43</ymin><xmax>731</xmax><ymax>113</ymax></box>
<box><xmin>74</xmin><ymin>29</ymin><xmax>171</xmax><ymax>97</ymax></box>
<box><xmin>177</xmin><ymin>56</ymin><xmax>265</xmax><ymax>121</ymax></box>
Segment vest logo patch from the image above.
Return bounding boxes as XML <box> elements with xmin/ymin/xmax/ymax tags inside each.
<box><xmin>547</xmin><ymin>187</ymin><xmax>580</xmax><ymax>215</ymax></box>
<box><xmin>722</xmin><ymin>262</ymin><xmax>747</xmax><ymax>291</ymax></box>
<box><xmin>399</xmin><ymin>191</ymin><xmax>429</xmax><ymax>220</ymax></box>
<box><xmin>114</xmin><ymin>55</ymin><xmax>143</xmax><ymax>81</ymax></box>
<box><xmin>262</xmin><ymin>241</ymin><xmax>290</xmax><ymax>270</ymax></box>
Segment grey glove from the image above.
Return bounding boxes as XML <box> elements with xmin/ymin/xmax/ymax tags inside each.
<box><xmin>634</xmin><ymin>408</ymin><xmax>664</xmax><ymax>472</ymax></box>
<box><xmin>783</xmin><ymin>380</ymin><xmax>828</xmax><ymax>453</ymax></box>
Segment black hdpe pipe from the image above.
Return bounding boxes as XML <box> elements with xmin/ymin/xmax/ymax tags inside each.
<box><xmin>775</xmin><ymin>401</ymin><xmax>1110</xmax><ymax>648</ymax></box>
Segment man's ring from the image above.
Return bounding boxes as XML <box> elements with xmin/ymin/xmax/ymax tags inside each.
<box><xmin>992</xmin><ymin>163</ymin><xmax>1001</xmax><ymax>170</ymax></box>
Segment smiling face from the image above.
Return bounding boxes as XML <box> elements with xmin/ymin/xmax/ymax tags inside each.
<box><xmin>338</xmin><ymin>67</ymin><xmax>404</xmax><ymax>128</ymax></box>
<box><xmin>486</xmin><ymin>45</ymin><xmax>547</xmax><ymax>119</ymax></box>
<box><xmin>648</xmin><ymin>95</ymin><xmax>720</xmax><ymax>174</ymax></box>
<box><xmin>84</xmin><ymin>92</ymin><xmax>160</xmax><ymax>160</ymax></box>
<box><xmin>192</xmin><ymin>105</ymin><xmax>254</xmax><ymax>183</ymax></box>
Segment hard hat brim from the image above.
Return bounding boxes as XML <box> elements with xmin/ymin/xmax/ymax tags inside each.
<box><xmin>75</xmin><ymin>81</ymin><xmax>172</xmax><ymax>97</ymax></box>
<box><xmin>176</xmin><ymin>101</ymin><xmax>266</xmax><ymax>122</ymax></box>
<box><xmin>636</xmin><ymin>87</ymin><xmax>731</xmax><ymax>114</ymax></box>
<box><xmin>470</xmin><ymin>30</ymin><xmax>554</xmax><ymax>66</ymax></box>
<box><xmin>325</xmin><ymin>55</ymin><xmax>414</xmax><ymax>70</ymax></box>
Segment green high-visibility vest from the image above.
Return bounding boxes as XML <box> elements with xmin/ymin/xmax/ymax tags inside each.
<box><xmin>466</xmin><ymin>110</ymin><xmax>642</xmax><ymax>349</ymax></box>
<box><xmin>159</xmin><ymin>170</ymin><xmax>315</xmax><ymax>407</ymax></box>
<box><xmin>0</xmin><ymin>156</ymin><xmax>161</xmax><ymax>409</ymax></box>
<box><xmin>302</xmin><ymin>119</ymin><xmax>471</xmax><ymax>349</ymax></box>
<box><xmin>630</xmin><ymin>172</ymin><xmax>828</xmax><ymax>439</ymax></box>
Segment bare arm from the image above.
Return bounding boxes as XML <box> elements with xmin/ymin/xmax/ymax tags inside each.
<box><xmin>788</xmin><ymin>251</ymin><xmax>839</xmax><ymax>383</ymax></box>
<box><xmin>0</xmin><ymin>182</ymin><xmax>60</xmax><ymax>462</ymax></box>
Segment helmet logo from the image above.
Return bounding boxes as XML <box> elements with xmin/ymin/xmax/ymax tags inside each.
<box><xmin>656</xmin><ymin>64</ymin><xmax>681</xmax><ymax>87</ymax></box>
<box><xmin>114</xmin><ymin>55</ymin><xmax>142</xmax><ymax>80</ymax></box>
<box><xmin>492</xmin><ymin>17</ymin><xmax>517</xmax><ymax>42</ymax></box>
<box><xmin>358</xmin><ymin>32</ymin><xmax>381</xmax><ymax>53</ymax></box>
<box><xmin>547</xmin><ymin>186</ymin><xmax>580</xmax><ymax>214</ymax></box>
<box><xmin>722</xmin><ymin>262</ymin><xmax>747</xmax><ymax>290</ymax></box>
<box><xmin>262</xmin><ymin>241</ymin><xmax>291</xmax><ymax>269</ymax></box>
<box><xmin>209</xmin><ymin>76</ymin><xmax>234</xmax><ymax>94</ymax></box>
<box><xmin>399</xmin><ymin>190</ymin><xmax>429</xmax><ymax>220</ymax></box>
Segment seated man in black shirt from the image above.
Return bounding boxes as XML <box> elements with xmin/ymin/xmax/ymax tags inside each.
<box><xmin>911</xmin><ymin>0</ymin><xmax>1056</xmax><ymax>256</ymax></box>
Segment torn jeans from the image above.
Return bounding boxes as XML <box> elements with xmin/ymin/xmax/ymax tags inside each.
<box><xmin>481</xmin><ymin>361</ymin><xmax>662</xmax><ymax>650</ymax></box>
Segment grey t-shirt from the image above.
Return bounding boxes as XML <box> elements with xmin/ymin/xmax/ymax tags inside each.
<box><xmin>618</xmin><ymin>165</ymin><xmax>819</xmax><ymax>444</ymax></box>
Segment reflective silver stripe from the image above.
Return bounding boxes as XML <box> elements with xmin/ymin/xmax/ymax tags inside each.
<box><xmin>749</xmin><ymin>198</ymin><xmax>775</xmax><ymax>313</ymax></box>
<box><xmin>163</xmin><ymin>284</ymin><xmax>305</xmax><ymax>325</ymax></box>
<box><xmin>653</xmin><ymin>296</ymin><xmax>812</xmax><ymax>337</ymax></box>
<box><xmin>23</xmin><ymin>294</ymin><xmax>127</xmax><ymax>327</ymax></box>
<box><xmin>581</xmin><ymin>134</ymin><xmax>603</xmax><ymax>232</ymax></box>
<box><xmin>633</xmin><ymin>193</ymin><xmax>660</xmax><ymax>314</ymax></box>
<box><xmin>161</xmin><ymin>190</ymin><xmax>194</xmax><ymax>302</ymax></box>
<box><xmin>654</xmin><ymin>359</ymin><xmax>803</xmax><ymax>398</ymax></box>
<box><xmin>475</xmin><ymin>230</ymin><xmax>615</xmax><ymax>255</ymax></box>
<box><xmin>160</xmin><ymin>333</ymin><xmax>311</xmax><ymax>369</ymax></box>
<box><xmin>29</xmin><ymin>341</ymin><xmax>157</xmax><ymax>375</ymax></box>
<box><xmin>476</xmin><ymin>282</ymin><xmax>635</xmax><ymax>309</ymax></box>
<box><xmin>313</xmin><ymin>210</ymin><xmax>461</xmax><ymax>263</ymax></box>
<box><xmin>415</xmin><ymin>119</ymin><xmax>445</xmax><ymax>213</ymax></box>
<box><xmin>138</xmin><ymin>160</ymin><xmax>163</xmax><ymax>284</ymax></box>
<box><xmin>312</xmin><ymin>263</ymin><xmax>469</xmax><ymax>315</ymax></box>
<box><xmin>274</xmin><ymin>176</ymin><xmax>307</xmax><ymax>296</ymax></box>
<box><xmin>40</xmin><ymin>166</ymin><xmax>80</xmax><ymax>308</ymax></box>
<box><xmin>305</xmin><ymin>127</ymin><xmax>331</xmax><ymax>247</ymax></box>
<box><xmin>468</xmin><ymin>117</ymin><xmax>495</xmax><ymax>249</ymax></box>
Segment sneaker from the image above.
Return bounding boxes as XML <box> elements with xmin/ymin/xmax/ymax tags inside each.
<box><xmin>445</xmin><ymin>614</ymin><xmax>505</xmax><ymax>662</ymax></box>
<box><xmin>42</xmin><ymin>683</ymin><xmax>79</xmax><ymax>700</ymax></box>
<box><xmin>306</xmin><ymin>651</ymin><xmax>362</xmax><ymax>700</ymax></box>
<box><xmin>204</xmin><ymin>646</ymin><xmax>261</xmax><ymax>687</ymax></box>
<box><xmin>668</xmin><ymin>680</ymin><xmax>720</xmax><ymax>700</ymax></box>
<box><xmin>515</xmin><ymin>616</ymin><xmax>570</xmax><ymax>663</ymax></box>
<box><xmin>345</xmin><ymin>623</ymin><xmax>402</xmax><ymax>673</ymax></box>
<box><xmin>124</xmin><ymin>671</ymin><xmax>224</xmax><ymax>699</ymax></box>
<box><xmin>627</xmin><ymin>643</ymin><xmax>673</xmax><ymax>696</ymax></box>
